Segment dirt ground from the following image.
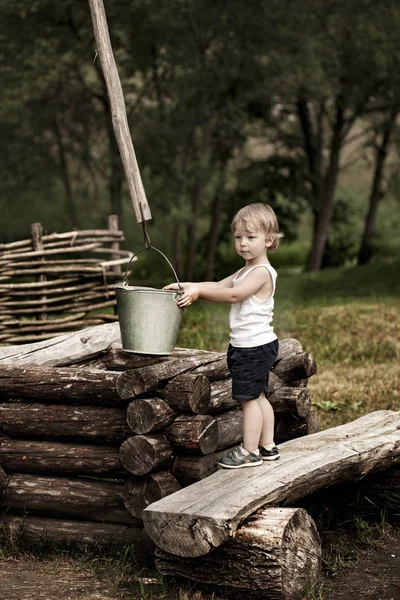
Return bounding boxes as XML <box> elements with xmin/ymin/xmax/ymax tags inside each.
<box><xmin>0</xmin><ymin>529</ymin><xmax>399</xmax><ymax>600</ymax></box>
<box><xmin>322</xmin><ymin>528</ymin><xmax>400</xmax><ymax>600</ymax></box>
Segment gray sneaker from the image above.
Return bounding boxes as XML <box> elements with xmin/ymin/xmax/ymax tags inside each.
<box><xmin>218</xmin><ymin>445</ymin><xmax>263</xmax><ymax>469</ymax></box>
<box><xmin>259</xmin><ymin>445</ymin><xmax>280</xmax><ymax>461</ymax></box>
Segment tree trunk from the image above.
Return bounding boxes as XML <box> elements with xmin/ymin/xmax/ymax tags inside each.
<box><xmin>53</xmin><ymin>116</ymin><xmax>78</xmax><ymax>229</ymax></box>
<box><xmin>126</xmin><ymin>397</ymin><xmax>177</xmax><ymax>434</ymax></box>
<box><xmin>165</xmin><ymin>415</ymin><xmax>218</xmax><ymax>455</ymax></box>
<box><xmin>307</xmin><ymin>101</ymin><xmax>344</xmax><ymax>271</ymax></box>
<box><xmin>119</xmin><ymin>434</ymin><xmax>174</xmax><ymax>476</ymax></box>
<box><xmin>0</xmin><ymin>402</ymin><xmax>131</xmax><ymax>444</ymax></box>
<box><xmin>123</xmin><ymin>471</ymin><xmax>181</xmax><ymax>519</ymax></box>
<box><xmin>0</xmin><ymin>439</ymin><xmax>125</xmax><ymax>477</ymax></box>
<box><xmin>205</xmin><ymin>161</ymin><xmax>228</xmax><ymax>280</ymax></box>
<box><xmin>1</xmin><ymin>473</ymin><xmax>139</xmax><ymax>525</ymax></box>
<box><xmin>156</xmin><ymin>507</ymin><xmax>321</xmax><ymax>600</ymax></box>
<box><xmin>143</xmin><ymin>410</ymin><xmax>399</xmax><ymax>557</ymax></box>
<box><xmin>163</xmin><ymin>374</ymin><xmax>211</xmax><ymax>414</ymax></box>
<box><xmin>358</xmin><ymin>109</ymin><xmax>398</xmax><ymax>265</ymax></box>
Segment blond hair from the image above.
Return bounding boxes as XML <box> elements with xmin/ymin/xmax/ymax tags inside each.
<box><xmin>231</xmin><ymin>203</ymin><xmax>283</xmax><ymax>252</ymax></box>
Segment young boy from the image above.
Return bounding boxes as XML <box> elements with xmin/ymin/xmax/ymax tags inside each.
<box><xmin>164</xmin><ymin>203</ymin><xmax>283</xmax><ymax>469</ymax></box>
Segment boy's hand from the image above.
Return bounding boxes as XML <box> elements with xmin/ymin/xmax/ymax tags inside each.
<box><xmin>177</xmin><ymin>284</ymin><xmax>200</xmax><ymax>307</ymax></box>
<box><xmin>163</xmin><ymin>282</ymin><xmax>180</xmax><ymax>291</ymax></box>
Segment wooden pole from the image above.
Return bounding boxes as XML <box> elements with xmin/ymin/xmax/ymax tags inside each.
<box><xmin>87</xmin><ymin>0</ymin><xmax>151</xmax><ymax>223</ymax></box>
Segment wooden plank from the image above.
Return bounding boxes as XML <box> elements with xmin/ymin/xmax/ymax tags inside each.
<box><xmin>143</xmin><ymin>410</ymin><xmax>400</xmax><ymax>557</ymax></box>
<box><xmin>0</xmin><ymin>322</ymin><xmax>121</xmax><ymax>366</ymax></box>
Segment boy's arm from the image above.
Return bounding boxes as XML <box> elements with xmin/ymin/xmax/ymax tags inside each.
<box><xmin>164</xmin><ymin>274</ymin><xmax>236</xmax><ymax>291</ymax></box>
<box><xmin>178</xmin><ymin>269</ymin><xmax>272</xmax><ymax>307</ymax></box>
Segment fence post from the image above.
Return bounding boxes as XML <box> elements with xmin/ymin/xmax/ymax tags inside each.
<box><xmin>31</xmin><ymin>223</ymin><xmax>47</xmax><ymax>321</ymax></box>
<box><xmin>108</xmin><ymin>215</ymin><xmax>122</xmax><ymax>275</ymax></box>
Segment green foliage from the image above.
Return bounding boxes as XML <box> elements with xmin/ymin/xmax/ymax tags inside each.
<box><xmin>321</xmin><ymin>192</ymin><xmax>364</xmax><ymax>268</ymax></box>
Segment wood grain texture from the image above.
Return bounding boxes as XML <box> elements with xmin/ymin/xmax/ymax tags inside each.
<box><xmin>143</xmin><ymin>411</ymin><xmax>400</xmax><ymax>557</ymax></box>
<box><xmin>156</xmin><ymin>507</ymin><xmax>321</xmax><ymax>600</ymax></box>
<box><xmin>0</xmin><ymin>322</ymin><xmax>120</xmax><ymax>366</ymax></box>
<box><xmin>2</xmin><ymin>515</ymin><xmax>144</xmax><ymax>547</ymax></box>
<box><xmin>0</xmin><ymin>402</ymin><xmax>131</xmax><ymax>443</ymax></box>
<box><xmin>0</xmin><ymin>439</ymin><xmax>125</xmax><ymax>477</ymax></box>
<box><xmin>1</xmin><ymin>473</ymin><xmax>140</xmax><ymax>525</ymax></box>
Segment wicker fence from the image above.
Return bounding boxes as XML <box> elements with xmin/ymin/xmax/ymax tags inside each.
<box><xmin>0</xmin><ymin>216</ymin><xmax>131</xmax><ymax>344</ymax></box>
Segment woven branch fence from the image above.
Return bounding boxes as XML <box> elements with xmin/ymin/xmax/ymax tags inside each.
<box><xmin>0</xmin><ymin>216</ymin><xmax>131</xmax><ymax>344</ymax></box>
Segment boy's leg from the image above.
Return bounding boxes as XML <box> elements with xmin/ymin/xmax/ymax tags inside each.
<box><xmin>241</xmin><ymin>399</ymin><xmax>263</xmax><ymax>452</ymax></box>
<box><xmin>257</xmin><ymin>392</ymin><xmax>275</xmax><ymax>446</ymax></box>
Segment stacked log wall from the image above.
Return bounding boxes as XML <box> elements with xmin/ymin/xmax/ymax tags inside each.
<box><xmin>0</xmin><ymin>333</ymin><xmax>318</xmax><ymax>551</ymax></box>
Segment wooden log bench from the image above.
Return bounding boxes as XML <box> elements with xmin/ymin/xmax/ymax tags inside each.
<box><xmin>143</xmin><ymin>410</ymin><xmax>400</xmax><ymax>558</ymax></box>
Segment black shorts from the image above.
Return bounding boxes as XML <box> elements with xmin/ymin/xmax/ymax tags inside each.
<box><xmin>227</xmin><ymin>339</ymin><xmax>279</xmax><ymax>402</ymax></box>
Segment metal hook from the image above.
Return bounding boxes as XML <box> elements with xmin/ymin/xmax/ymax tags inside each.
<box><xmin>139</xmin><ymin>203</ymin><xmax>151</xmax><ymax>249</ymax></box>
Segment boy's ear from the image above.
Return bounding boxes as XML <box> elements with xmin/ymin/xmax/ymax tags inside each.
<box><xmin>265</xmin><ymin>236</ymin><xmax>273</xmax><ymax>248</ymax></box>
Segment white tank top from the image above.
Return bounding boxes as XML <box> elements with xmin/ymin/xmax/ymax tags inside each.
<box><xmin>228</xmin><ymin>263</ymin><xmax>277</xmax><ymax>348</ymax></box>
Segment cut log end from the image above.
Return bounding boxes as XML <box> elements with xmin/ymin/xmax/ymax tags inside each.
<box><xmin>155</xmin><ymin>507</ymin><xmax>321</xmax><ymax>600</ymax></box>
<box><xmin>144</xmin><ymin>511</ymin><xmax>229</xmax><ymax>557</ymax></box>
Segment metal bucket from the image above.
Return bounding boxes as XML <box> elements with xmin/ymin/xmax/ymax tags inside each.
<box><xmin>115</xmin><ymin>246</ymin><xmax>183</xmax><ymax>356</ymax></box>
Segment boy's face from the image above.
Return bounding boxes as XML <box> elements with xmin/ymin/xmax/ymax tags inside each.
<box><xmin>233</xmin><ymin>225</ymin><xmax>270</xmax><ymax>260</ymax></box>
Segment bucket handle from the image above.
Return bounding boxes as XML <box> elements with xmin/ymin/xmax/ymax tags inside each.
<box><xmin>122</xmin><ymin>245</ymin><xmax>183</xmax><ymax>291</ymax></box>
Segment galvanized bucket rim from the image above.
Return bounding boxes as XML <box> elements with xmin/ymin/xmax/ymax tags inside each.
<box><xmin>115</xmin><ymin>285</ymin><xmax>180</xmax><ymax>295</ymax></box>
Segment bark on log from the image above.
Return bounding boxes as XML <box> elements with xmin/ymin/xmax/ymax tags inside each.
<box><xmin>190</xmin><ymin>357</ymin><xmax>230</xmax><ymax>381</ymax></box>
<box><xmin>269</xmin><ymin>387</ymin><xmax>311</xmax><ymax>418</ymax></box>
<box><xmin>143</xmin><ymin>410</ymin><xmax>400</xmax><ymax>557</ymax></box>
<box><xmin>126</xmin><ymin>397</ymin><xmax>177</xmax><ymax>434</ymax></box>
<box><xmin>215</xmin><ymin>409</ymin><xmax>243</xmax><ymax>451</ymax></box>
<box><xmin>0</xmin><ymin>364</ymin><xmax>129</xmax><ymax>404</ymax></box>
<box><xmin>115</xmin><ymin>353</ymin><xmax>224</xmax><ymax>397</ymax></box>
<box><xmin>119</xmin><ymin>434</ymin><xmax>174</xmax><ymax>476</ymax></box>
<box><xmin>163</xmin><ymin>374</ymin><xmax>211</xmax><ymax>414</ymax></box>
<box><xmin>271</xmin><ymin>352</ymin><xmax>316</xmax><ymax>383</ymax></box>
<box><xmin>207</xmin><ymin>379</ymin><xmax>236</xmax><ymax>414</ymax></box>
<box><xmin>2</xmin><ymin>515</ymin><xmax>144</xmax><ymax>548</ymax></box>
<box><xmin>276</xmin><ymin>338</ymin><xmax>303</xmax><ymax>361</ymax></box>
<box><xmin>165</xmin><ymin>415</ymin><xmax>218</xmax><ymax>455</ymax></box>
<box><xmin>0</xmin><ymin>439</ymin><xmax>125</xmax><ymax>477</ymax></box>
<box><xmin>0</xmin><ymin>322</ymin><xmax>120</xmax><ymax>366</ymax></box>
<box><xmin>156</xmin><ymin>507</ymin><xmax>321</xmax><ymax>600</ymax></box>
<box><xmin>1</xmin><ymin>473</ymin><xmax>140</xmax><ymax>525</ymax></box>
<box><xmin>102</xmin><ymin>344</ymin><xmax>219</xmax><ymax>371</ymax></box>
<box><xmin>275</xmin><ymin>410</ymin><xmax>320</xmax><ymax>444</ymax></box>
<box><xmin>123</xmin><ymin>472</ymin><xmax>181</xmax><ymax>519</ymax></box>
<box><xmin>0</xmin><ymin>402</ymin><xmax>131</xmax><ymax>444</ymax></box>
<box><xmin>0</xmin><ymin>466</ymin><xmax>6</xmax><ymax>493</ymax></box>
<box><xmin>172</xmin><ymin>454</ymin><xmax>218</xmax><ymax>487</ymax></box>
